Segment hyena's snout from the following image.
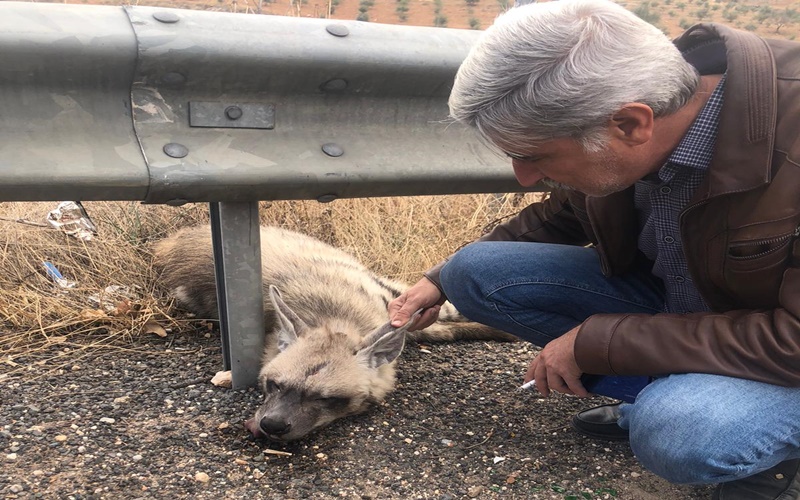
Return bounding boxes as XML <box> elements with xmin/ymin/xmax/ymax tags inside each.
<box><xmin>244</xmin><ymin>397</ymin><xmax>322</xmax><ymax>442</ymax></box>
<box><xmin>244</xmin><ymin>409</ymin><xmax>294</xmax><ymax>440</ymax></box>
<box><xmin>257</xmin><ymin>415</ymin><xmax>292</xmax><ymax>437</ymax></box>
<box><xmin>244</xmin><ymin>412</ymin><xmax>294</xmax><ymax>440</ymax></box>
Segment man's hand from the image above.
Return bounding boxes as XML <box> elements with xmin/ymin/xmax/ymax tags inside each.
<box><xmin>524</xmin><ymin>326</ymin><xmax>589</xmax><ymax>398</ymax></box>
<box><xmin>389</xmin><ymin>278</ymin><xmax>443</xmax><ymax>331</ymax></box>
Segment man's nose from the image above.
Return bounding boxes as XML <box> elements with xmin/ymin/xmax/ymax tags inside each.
<box><xmin>512</xmin><ymin>159</ymin><xmax>545</xmax><ymax>187</ymax></box>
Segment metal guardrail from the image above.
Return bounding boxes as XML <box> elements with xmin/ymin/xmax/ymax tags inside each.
<box><xmin>0</xmin><ymin>2</ymin><xmax>529</xmax><ymax>387</ymax></box>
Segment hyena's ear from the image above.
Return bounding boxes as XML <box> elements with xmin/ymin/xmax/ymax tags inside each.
<box><xmin>356</xmin><ymin>323</ymin><xmax>406</xmax><ymax>369</ymax></box>
<box><xmin>268</xmin><ymin>285</ymin><xmax>309</xmax><ymax>352</ymax></box>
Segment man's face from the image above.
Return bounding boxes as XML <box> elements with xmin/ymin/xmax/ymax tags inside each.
<box><xmin>501</xmin><ymin>137</ymin><xmax>645</xmax><ymax>197</ymax></box>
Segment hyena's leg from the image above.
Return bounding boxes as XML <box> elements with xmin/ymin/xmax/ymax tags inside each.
<box><xmin>409</xmin><ymin>321</ymin><xmax>519</xmax><ymax>343</ymax></box>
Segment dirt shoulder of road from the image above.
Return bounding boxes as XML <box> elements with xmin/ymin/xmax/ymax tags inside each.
<box><xmin>0</xmin><ymin>330</ymin><xmax>713</xmax><ymax>499</ymax></box>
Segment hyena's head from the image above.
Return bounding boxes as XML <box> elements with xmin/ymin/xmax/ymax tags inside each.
<box><xmin>244</xmin><ymin>286</ymin><xmax>406</xmax><ymax>442</ymax></box>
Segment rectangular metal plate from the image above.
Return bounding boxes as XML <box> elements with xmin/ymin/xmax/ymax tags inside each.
<box><xmin>189</xmin><ymin>101</ymin><xmax>275</xmax><ymax>129</ymax></box>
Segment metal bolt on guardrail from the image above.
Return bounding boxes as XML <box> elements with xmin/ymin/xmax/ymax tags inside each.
<box><xmin>153</xmin><ymin>11</ymin><xmax>179</xmax><ymax>23</ymax></box>
<box><xmin>163</xmin><ymin>143</ymin><xmax>189</xmax><ymax>159</ymax></box>
<box><xmin>326</xmin><ymin>24</ymin><xmax>349</xmax><ymax>37</ymax></box>
<box><xmin>321</xmin><ymin>143</ymin><xmax>344</xmax><ymax>157</ymax></box>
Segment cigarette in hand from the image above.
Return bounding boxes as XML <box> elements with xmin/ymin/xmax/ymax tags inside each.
<box><xmin>518</xmin><ymin>380</ymin><xmax>537</xmax><ymax>391</ymax></box>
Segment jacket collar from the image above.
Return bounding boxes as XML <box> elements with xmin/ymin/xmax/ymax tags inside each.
<box><xmin>673</xmin><ymin>24</ymin><xmax>777</xmax><ymax>199</ymax></box>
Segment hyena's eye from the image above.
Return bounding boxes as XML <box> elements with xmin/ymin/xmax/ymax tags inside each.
<box><xmin>319</xmin><ymin>396</ymin><xmax>351</xmax><ymax>410</ymax></box>
<box><xmin>266</xmin><ymin>380</ymin><xmax>282</xmax><ymax>393</ymax></box>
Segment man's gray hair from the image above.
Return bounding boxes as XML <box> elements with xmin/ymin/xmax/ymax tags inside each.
<box><xmin>449</xmin><ymin>0</ymin><xmax>700</xmax><ymax>152</ymax></box>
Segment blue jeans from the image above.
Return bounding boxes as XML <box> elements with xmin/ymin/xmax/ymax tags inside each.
<box><xmin>439</xmin><ymin>241</ymin><xmax>800</xmax><ymax>485</ymax></box>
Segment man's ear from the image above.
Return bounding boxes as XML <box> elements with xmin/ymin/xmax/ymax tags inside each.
<box><xmin>608</xmin><ymin>103</ymin><xmax>654</xmax><ymax>145</ymax></box>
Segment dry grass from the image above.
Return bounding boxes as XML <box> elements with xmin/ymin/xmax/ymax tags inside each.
<box><xmin>0</xmin><ymin>195</ymin><xmax>542</xmax><ymax>378</ymax></box>
<box><xmin>0</xmin><ymin>200</ymin><xmax>207</xmax><ymax>379</ymax></box>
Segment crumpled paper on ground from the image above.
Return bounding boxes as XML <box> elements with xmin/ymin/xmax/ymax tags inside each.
<box><xmin>46</xmin><ymin>201</ymin><xmax>97</xmax><ymax>241</ymax></box>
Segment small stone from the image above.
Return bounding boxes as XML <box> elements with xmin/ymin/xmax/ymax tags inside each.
<box><xmin>113</xmin><ymin>396</ymin><xmax>130</xmax><ymax>404</ymax></box>
<box><xmin>467</xmin><ymin>486</ymin><xmax>483</xmax><ymax>498</ymax></box>
<box><xmin>195</xmin><ymin>472</ymin><xmax>210</xmax><ymax>483</ymax></box>
<box><xmin>404</xmin><ymin>438</ymin><xmax>412</xmax><ymax>444</ymax></box>
<box><xmin>78</xmin><ymin>446</ymin><xmax>86</xmax><ymax>453</ymax></box>
<box><xmin>26</xmin><ymin>425</ymin><xmax>44</xmax><ymax>436</ymax></box>
<box><xmin>133</xmin><ymin>454</ymin><xmax>143</xmax><ymax>462</ymax></box>
<box><xmin>199</xmin><ymin>433</ymin><xmax>208</xmax><ymax>438</ymax></box>
<box><xmin>316</xmin><ymin>453</ymin><xmax>327</xmax><ymax>460</ymax></box>
<box><xmin>9</xmin><ymin>484</ymin><xmax>23</xmax><ymax>493</ymax></box>
<box><xmin>55</xmin><ymin>434</ymin><xmax>68</xmax><ymax>442</ymax></box>
<box><xmin>32</xmin><ymin>470</ymin><xmax>44</xmax><ymax>476</ymax></box>
<box><xmin>6</xmin><ymin>453</ymin><xmax>17</xmax><ymax>461</ymax></box>
<box><xmin>630</xmin><ymin>472</ymin><xmax>641</xmax><ymax>478</ymax></box>
<box><xmin>99</xmin><ymin>417</ymin><xmax>115</xmax><ymax>424</ymax></box>
<box><xmin>253</xmin><ymin>469</ymin><xmax>264</xmax><ymax>479</ymax></box>
<box><xmin>234</xmin><ymin>458</ymin><xmax>248</xmax><ymax>466</ymax></box>
<box><xmin>211</xmin><ymin>371</ymin><xmax>232</xmax><ymax>388</ymax></box>
<box><xmin>218</xmin><ymin>422</ymin><xmax>230</xmax><ymax>430</ymax></box>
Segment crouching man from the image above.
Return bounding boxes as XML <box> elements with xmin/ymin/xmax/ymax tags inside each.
<box><xmin>389</xmin><ymin>1</ymin><xmax>800</xmax><ymax>498</ymax></box>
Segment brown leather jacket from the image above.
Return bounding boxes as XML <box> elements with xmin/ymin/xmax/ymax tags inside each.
<box><xmin>426</xmin><ymin>24</ymin><xmax>800</xmax><ymax>387</ymax></box>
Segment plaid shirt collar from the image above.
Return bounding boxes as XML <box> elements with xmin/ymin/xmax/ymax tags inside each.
<box><xmin>658</xmin><ymin>74</ymin><xmax>726</xmax><ymax>182</ymax></box>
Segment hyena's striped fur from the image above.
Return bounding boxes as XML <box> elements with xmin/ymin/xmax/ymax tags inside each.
<box><xmin>153</xmin><ymin>225</ymin><xmax>516</xmax><ymax>441</ymax></box>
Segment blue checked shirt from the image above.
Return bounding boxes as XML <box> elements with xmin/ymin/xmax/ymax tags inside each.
<box><xmin>634</xmin><ymin>75</ymin><xmax>726</xmax><ymax>314</ymax></box>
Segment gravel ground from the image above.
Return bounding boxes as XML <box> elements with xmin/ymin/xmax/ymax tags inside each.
<box><xmin>1</xmin><ymin>326</ymin><xmax>714</xmax><ymax>499</ymax></box>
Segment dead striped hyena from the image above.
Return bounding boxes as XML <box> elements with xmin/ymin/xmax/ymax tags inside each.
<box><xmin>153</xmin><ymin>225</ymin><xmax>516</xmax><ymax>442</ymax></box>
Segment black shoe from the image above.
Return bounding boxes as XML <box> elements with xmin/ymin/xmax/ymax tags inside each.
<box><xmin>712</xmin><ymin>459</ymin><xmax>800</xmax><ymax>500</ymax></box>
<box><xmin>570</xmin><ymin>402</ymin><xmax>629</xmax><ymax>441</ymax></box>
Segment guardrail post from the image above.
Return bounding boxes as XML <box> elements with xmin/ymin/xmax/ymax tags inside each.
<box><xmin>210</xmin><ymin>201</ymin><xmax>265</xmax><ymax>389</ymax></box>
